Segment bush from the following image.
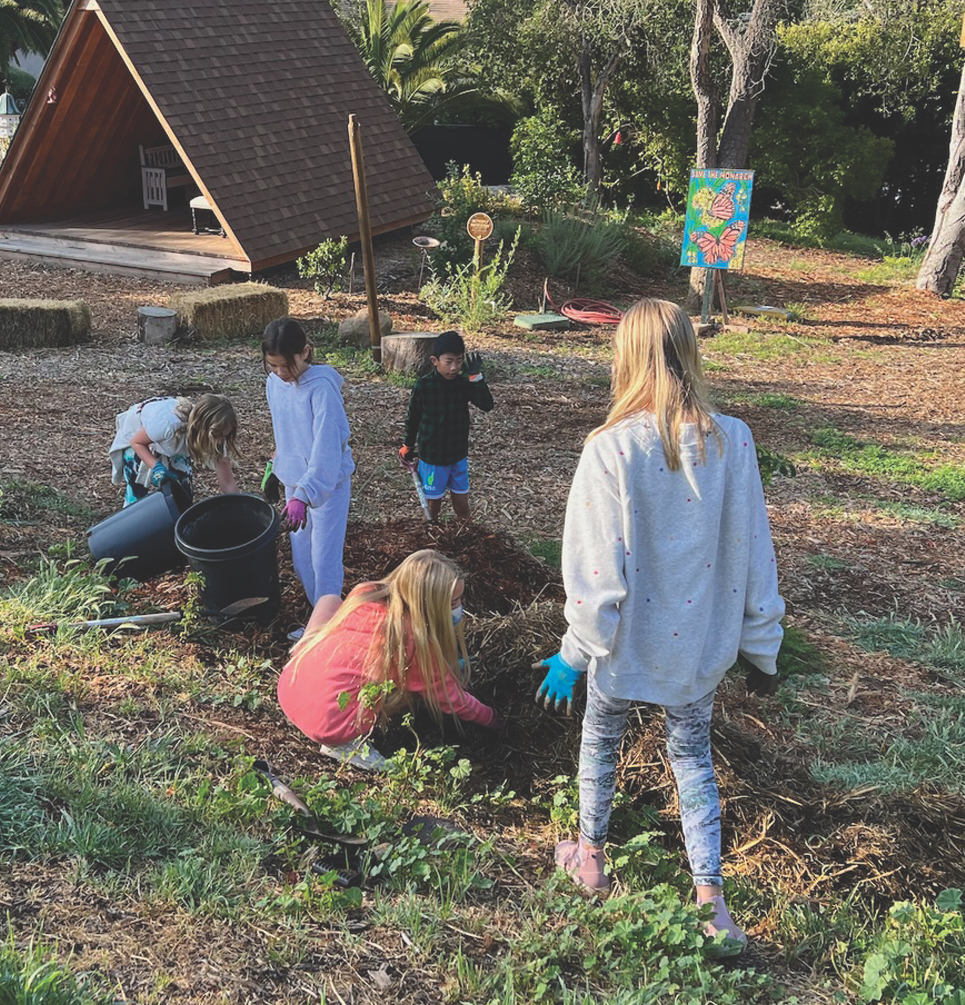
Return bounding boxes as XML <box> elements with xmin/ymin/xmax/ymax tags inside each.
<box><xmin>510</xmin><ymin>106</ymin><xmax>585</xmax><ymax>210</ymax></box>
<box><xmin>169</xmin><ymin>283</ymin><xmax>288</xmax><ymax>340</ymax></box>
<box><xmin>537</xmin><ymin>204</ymin><xmax>627</xmax><ymax>287</ymax></box>
<box><xmin>0</xmin><ymin>298</ymin><xmax>91</xmax><ymax>348</ymax></box>
<box><xmin>297</xmin><ymin>236</ymin><xmax>350</xmax><ymax>298</ymax></box>
<box><xmin>420</xmin><ymin>229</ymin><xmax>520</xmax><ymax>332</ymax></box>
<box><xmin>425</xmin><ymin>164</ymin><xmax>512</xmax><ymax>272</ymax></box>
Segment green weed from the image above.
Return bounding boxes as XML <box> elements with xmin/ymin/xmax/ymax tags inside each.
<box><xmin>527</xmin><ymin>538</ymin><xmax>562</xmax><ymax>569</ymax></box>
<box><xmin>853</xmin><ymin>889</ymin><xmax>965</xmax><ymax>1004</ymax></box>
<box><xmin>709</xmin><ymin>329</ymin><xmax>827</xmax><ymax>361</ymax></box>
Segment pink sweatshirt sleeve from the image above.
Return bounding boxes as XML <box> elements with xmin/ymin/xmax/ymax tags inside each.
<box><xmin>435</xmin><ymin>673</ymin><xmax>498</xmax><ymax>726</ymax></box>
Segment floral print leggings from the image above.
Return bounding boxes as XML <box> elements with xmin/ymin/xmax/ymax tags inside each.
<box><xmin>579</xmin><ymin>671</ymin><xmax>722</xmax><ymax>887</ymax></box>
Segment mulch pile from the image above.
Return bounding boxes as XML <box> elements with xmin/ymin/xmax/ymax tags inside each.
<box><xmin>342</xmin><ymin>518</ymin><xmax>564</xmax><ymax>615</ymax></box>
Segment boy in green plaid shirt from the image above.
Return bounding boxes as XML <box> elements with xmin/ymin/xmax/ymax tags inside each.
<box><xmin>399</xmin><ymin>331</ymin><xmax>494</xmax><ymax>522</ymax></box>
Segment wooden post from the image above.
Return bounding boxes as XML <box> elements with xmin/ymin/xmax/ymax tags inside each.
<box><xmin>715</xmin><ymin>271</ymin><xmax>730</xmax><ymax>325</ymax></box>
<box><xmin>347</xmin><ymin>115</ymin><xmax>381</xmax><ymax>363</ymax></box>
<box><xmin>700</xmin><ymin>268</ymin><xmax>714</xmax><ymax>324</ymax></box>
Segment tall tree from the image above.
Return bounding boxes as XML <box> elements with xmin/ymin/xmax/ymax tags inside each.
<box><xmin>687</xmin><ymin>0</ymin><xmax>779</xmax><ymax>307</ymax></box>
<box><xmin>917</xmin><ymin>60</ymin><xmax>965</xmax><ymax>297</ymax></box>
<box><xmin>0</xmin><ymin>0</ymin><xmax>63</xmax><ymax>93</ymax></box>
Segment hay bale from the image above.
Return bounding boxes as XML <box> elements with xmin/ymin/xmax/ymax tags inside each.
<box><xmin>0</xmin><ymin>298</ymin><xmax>91</xmax><ymax>348</ymax></box>
<box><xmin>169</xmin><ymin>282</ymin><xmax>288</xmax><ymax>340</ymax></box>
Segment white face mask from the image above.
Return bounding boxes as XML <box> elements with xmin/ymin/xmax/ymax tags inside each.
<box><xmin>451</xmin><ymin>605</ymin><xmax>464</xmax><ymax>626</ymax></box>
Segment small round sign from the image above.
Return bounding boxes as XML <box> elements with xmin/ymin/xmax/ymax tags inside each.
<box><xmin>466</xmin><ymin>212</ymin><xmax>494</xmax><ymax>241</ymax></box>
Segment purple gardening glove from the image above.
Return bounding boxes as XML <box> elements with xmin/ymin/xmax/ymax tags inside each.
<box><xmin>282</xmin><ymin>498</ymin><xmax>308</xmax><ymax>532</ymax></box>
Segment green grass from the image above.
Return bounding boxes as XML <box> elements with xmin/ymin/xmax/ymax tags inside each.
<box><xmin>848</xmin><ymin>613</ymin><xmax>965</xmax><ymax>677</ymax></box>
<box><xmin>751</xmin><ymin>219</ymin><xmax>889</xmax><ymax>258</ymax></box>
<box><xmin>806</xmin><ymin>426</ymin><xmax>965</xmax><ymax>502</ymax></box>
<box><xmin>725</xmin><ymin>390</ymin><xmax>803</xmax><ymax>410</ymax></box>
<box><xmin>0</xmin><ymin>478</ymin><xmax>97</xmax><ymax>525</ymax></box>
<box><xmin>708</xmin><ymin>329</ymin><xmax>831</xmax><ymax>362</ymax></box>
<box><xmin>855</xmin><ymin>256</ymin><xmax>921</xmax><ymax>284</ymax></box>
<box><xmin>527</xmin><ymin>537</ymin><xmax>562</xmax><ymax>569</ymax></box>
<box><xmin>808</xmin><ymin>553</ymin><xmax>851</xmax><ymax>570</ymax></box>
<box><xmin>0</xmin><ymin>939</ymin><xmax>117</xmax><ymax>1005</ymax></box>
<box><xmin>873</xmin><ymin>499</ymin><xmax>960</xmax><ymax>529</ymax></box>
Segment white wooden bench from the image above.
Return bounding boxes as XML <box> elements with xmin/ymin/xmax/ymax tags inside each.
<box><xmin>140</xmin><ymin>143</ymin><xmax>193</xmax><ymax>212</ymax></box>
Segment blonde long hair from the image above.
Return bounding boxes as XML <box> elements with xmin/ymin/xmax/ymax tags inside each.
<box><xmin>289</xmin><ymin>550</ymin><xmax>470</xmax><ymax>726</ymax></box>
<box><xmin>175</xmin><ymin>394</ymin><xmax>239</xmax><ymax>468</ymax></box>
<box><xmin>590</xmin><ymin>298</ymin><xmax>721</xmax><ymax>469</ymax></box>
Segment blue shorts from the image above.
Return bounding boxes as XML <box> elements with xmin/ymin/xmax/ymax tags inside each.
<box><xmin>418</xmin><ymin>457</ymin><xmax>469</xmax><ymax>499</ymax></box>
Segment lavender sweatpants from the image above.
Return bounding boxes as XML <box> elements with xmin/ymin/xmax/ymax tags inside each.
<box><xmin>578</xmin><ymin>671</ymin><xmax>723</xmax><ymax>887</ymax></box>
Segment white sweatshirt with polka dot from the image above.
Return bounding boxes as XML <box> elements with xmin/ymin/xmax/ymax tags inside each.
<box><xmin>559</xmin><ymin>412</ymin><xmax>785</xmax><ymax>706</ymax></box>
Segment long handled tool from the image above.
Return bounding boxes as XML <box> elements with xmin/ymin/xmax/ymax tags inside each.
<box><xmin>399</xmin><ymin>454</ymin><xmax>432</xmax><ymax>522</ymax></box>
<box><xmin>27</xmin><ymin>595</ymin><xmax>268</xmax><ymax>635</ymax></box>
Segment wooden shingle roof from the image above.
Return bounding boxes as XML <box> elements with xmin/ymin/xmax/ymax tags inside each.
<box><xmin>0</xmin><ymin>0</ymin><xmax>435</xmax><ymax>270</ymax></box>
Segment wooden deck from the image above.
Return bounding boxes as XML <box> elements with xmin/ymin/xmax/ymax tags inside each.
<box><xmin>0</xmin><ymin>204</ymin><xmax>251</xmax><ymax>284</ymax></box>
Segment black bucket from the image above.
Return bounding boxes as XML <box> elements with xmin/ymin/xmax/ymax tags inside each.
<box><xmin>175</xmin><ymin>493</ymin><xmax>280</xmax><ymax>624</ymax></box>
<box><xmin>87</xmin><ymin>481</ymin><xmax>191</xmax><ymax>581</ymax></box>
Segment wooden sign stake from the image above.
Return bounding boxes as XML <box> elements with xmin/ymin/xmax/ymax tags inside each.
<box><xmin>347</xmin><ymin>114</ymin><xmax>381</xmax><ymax>363</ymax></box>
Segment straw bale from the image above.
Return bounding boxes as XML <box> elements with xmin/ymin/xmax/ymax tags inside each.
<box><xmin>0</xmin><ymin>297</ymin><xmax>91</xmax><ymax>348</ymax></box>
<box><xmin>169</xmin><ymin>282</ymin><xmax>288</xmax><ymax>340</ymax></box>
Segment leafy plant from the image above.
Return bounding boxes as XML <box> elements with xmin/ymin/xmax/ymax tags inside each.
<box><xmin>537</xmin><ymin>203</ymin><xmax>627</xmax><ymax>288</ymax></box>
<box><xmin>297</xmin><ymin>236</ymin><xmax>349</xmax><ymax>298</ymax></box>
<box><xmin>756</xmin><ymin>445</ymin><xmax>797</xmax><ymax>486</ymax></box>
<box><xmin>509</xmin><ymin>106</ymin><xmax>586</xmax><ymax>211</ymax></box>
<box><xmin>855</xmin><ymin>890</ymin><xmax>965</xmax><ymax>1003</ymax></box>
<box><xmin>425</xmin><ymin>163</ymin><xmax>511</xmax><ymax>271</ymax></box>
<box><xmin>420</xmin><ymin>228</ymin><xmax>519</xmax><ymax>332</ymax></box>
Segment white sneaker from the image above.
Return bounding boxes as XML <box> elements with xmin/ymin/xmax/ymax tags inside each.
<box><xmin>287</xmin><ymin>626</ymin><xmax>306</xmax><ymax>643</ymax></box>
<box><xmin>319</xmin><ymin>737</ymin><xmax>387</xmax><ymax>772</ymax></box>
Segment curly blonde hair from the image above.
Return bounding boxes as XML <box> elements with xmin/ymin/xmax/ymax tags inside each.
<box><xmin>176</xmin><ymin>394</ymin><xmax>239</xmax><ymax>468</ymax></box>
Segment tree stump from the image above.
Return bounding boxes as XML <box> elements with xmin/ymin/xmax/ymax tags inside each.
<box><xmin>138</xmin><ymin>306</ymin><xmax>178</xmax><ymax>345</ymax></box>
<box><xmin>381</xmin><ymin>331</ymin><xmax>438</xmax><ymax>376</ymax></box>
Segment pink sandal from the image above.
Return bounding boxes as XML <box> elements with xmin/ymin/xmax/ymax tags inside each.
<box><xmin>554</xmin><ymin>836</ymin><xmax>610</xmax><ymax>893</ymax></box>
<box><xmin>700</xmin><ymin>894</ymin><xmax>748</xmax><ymax>958</ymax></box>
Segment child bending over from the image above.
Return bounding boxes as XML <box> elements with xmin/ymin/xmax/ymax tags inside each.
<box><xmin>278</xmin><ymin>549</ymin><xmax>500</xmax><ymax>772</ymax></box>
<box><xmin>109</xmin><ymin>394</ymin><xmax>239</xmax><ymax>507</ymax></box>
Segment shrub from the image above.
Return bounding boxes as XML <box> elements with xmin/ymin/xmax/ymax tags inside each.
<box><xmin>0</xmin><ymin>298</ymin><xmax>91</xmax><ymax>348</ymax></box>
<box><xmin>169</xmin><ymin>283</ymin><xmax>288</xmax><ymax>340</ymax></box>
<box><xmin>425</xmin><ymin>164</ymin><xmax>511</xmax><ymax>272</ymax></box>
<box><xmin>420</xmin><ymin>229</ymin><xmax>520</xmax><ymax>332</ymax></box>
<box><xmin>297</xmin><ymin>236</ymin><xmax>350</xmax><ymax>298</ymax></box>
<box><xmin>510</xmin><ymin>106</ymin><xmax>585</xmax><ymax>210</ymax></box>
<box><xmin>537</xmin><ymin>205</ymin><xmax>627</xmax><ymax>287</ymax></box>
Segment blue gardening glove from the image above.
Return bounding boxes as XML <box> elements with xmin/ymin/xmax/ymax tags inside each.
<box><xmin>150</xmin><ymin>462</ymin><xmax>173</xmax><ymax>487</ymax></box>
<box><xmin>533</xmin><ymin>652</ymin><xmax>585</xmax><ymax>715</ymax></box>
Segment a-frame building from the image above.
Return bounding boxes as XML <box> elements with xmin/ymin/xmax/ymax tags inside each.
<box><xmin>0</xmin><ymin>0</ymin><xmax>435</xmax><ymax>283</ymax></box>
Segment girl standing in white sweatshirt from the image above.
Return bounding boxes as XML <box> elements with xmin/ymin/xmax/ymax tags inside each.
<box><xmin>535</xmin><ymin>298</ymin><xmax>784</xmax><ymax>956</ymax></box>
<box><xmin>262</xmin><ymin>318</ymin><xmax>355</xmax><ymax>620</ymax></box>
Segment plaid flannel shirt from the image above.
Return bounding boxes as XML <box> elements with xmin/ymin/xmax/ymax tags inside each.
<box><xmin>404</xmin><ymin>369</ymin><xmax>494</xmax><ymax>465</ymax></box>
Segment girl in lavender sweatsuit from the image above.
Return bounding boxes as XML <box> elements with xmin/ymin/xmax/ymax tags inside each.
<box><xmin>535</xmin><ymin>298</ymin><xmax>784</xmax><ymax>957</ymax></box>
<box><xmin>262</xmin><ymin>318</ymin><xmax>354</xmax><ymax>614</ymax></box>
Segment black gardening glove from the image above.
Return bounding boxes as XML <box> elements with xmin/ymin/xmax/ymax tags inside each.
<box><xmin>738</xmin><ymin>653</ymin><xmax>779</xmax><ymax>697</ymax></box>
<box><xmin>261</xmin><ymin>460</ymin><xmax>281</xmax><ymax>504</ymax></box>
<box><xmin>465</xmin><ymin>352</ymin><xmax>484</xmax><ymax>378</ymax></box>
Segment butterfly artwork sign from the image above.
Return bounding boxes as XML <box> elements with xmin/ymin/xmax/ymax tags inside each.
<box><xmin>680</xmin><ymin>169</ymin><xmax>754</xmax><ymax>271</ymax></box>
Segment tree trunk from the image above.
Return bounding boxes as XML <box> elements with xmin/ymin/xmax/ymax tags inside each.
<box><xmin>917</xmin><ymin>63</ymin><xmax>965</xmax><ymax>297</ymax></box>
<box><xmin>580</xmin><ymin>36</ymin><xmax>624</xmax><ymax>195</ymax></box>
<box><xmin>686</xmin><ymin>0</ymin><xmax>717</xmax><ymax>311</ymax></box>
